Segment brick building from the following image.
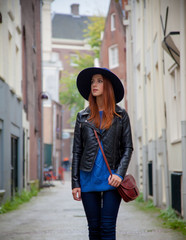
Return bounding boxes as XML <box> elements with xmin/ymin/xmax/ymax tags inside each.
<box><xmin>100</xmin><ymin>0</ymin><xmax>128</xmax><ymax>110</ymax></box>
<box><xmin>21</xmin><ymin>0</ymin><xmax>43</xmax><ymax>184</ymax></box>
<box><xmin>52</xmin><ymin>4</ymin><xmax>94</xmax><ymax>163</ymax></box>
<box><xmin>0</xmin><ymin>0</ymin><xmax>43</xmax><ymax>204</ymax></box>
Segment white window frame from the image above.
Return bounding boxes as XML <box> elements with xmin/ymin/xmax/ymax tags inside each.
<box><xmin>111</xmin><ymin>13</ymin><xmax>116</xmax><ymax>31</ymax></box>
<box><xmin>108</xmin><ymin>45</ymin><xmax>119</xmax><ymax>69</ymax></box>
<box><xmin>70</xmin><ymin>54</ymin><xmax>79</xmax><ymax>67</ymax></box>
<box><xmin>169</xmin><ymin>65</ymin><xmax>181</xmax><ymax>142</ymax></box>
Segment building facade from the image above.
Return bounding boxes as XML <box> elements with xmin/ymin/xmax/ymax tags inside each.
<box><xmin>0</xmin><ymin>0</ymin><xmax>24</xmax><ymax>200</ymax></box>
<box><xmin>125</xmin><ymin>0</ymin><xmax>186</xmax><ymax>218</ymax></box>
<box><xmin>0</xmin><ymin>0</ymin><xmax>51</xmax><ymax>204</ymax></box>
<box><xmin>43</xmin><ymin>100</ymin><xmax>63</xmax><ymax>177</ymax></box>
<box><xmin>20</xmin><ymin>0</ymin><xmax>43</xmax><ymax>185</ymax></box>
<box><xmin>51</xmin><ymin>4</ymin><xmax>94</xmax><ymax>163</ymax></box>
<box><xmin>99</xmin><ymin>0</ymin><xmax>138</xmax><ymax>178</ymax></box>
<box><xmin>100</xmin><ymin>0</ymin><xmax>127</xmax><ymax>110</ymax></box>
<box><xmin>42</xmin><ymin>0</ymin><xmax>63</xmax><ymax>177</ymax></box>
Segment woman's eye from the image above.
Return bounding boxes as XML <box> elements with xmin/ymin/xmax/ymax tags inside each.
<box><xmin>91</xmin><ymin>78</ymin><xmax>103</xmax><ymax>84</ymax></box>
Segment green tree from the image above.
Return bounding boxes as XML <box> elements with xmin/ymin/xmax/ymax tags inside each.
<box><xmin>84</xmin><ymin>16</ymin><xmax>105</xmax><ymax>58</ymax></box>
<box><xmin>59</xmin><ymin>53</ymin><xmax>94</xmax><ymax>121</ymax></box>
<box><xmin>60</xmin><ymin>16</ymin><xmax>105</xmax><ymax>122</ymax></box>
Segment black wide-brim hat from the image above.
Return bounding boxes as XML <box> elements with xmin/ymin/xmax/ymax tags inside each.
<box><xmin>76</xmin><ymin>67</ymin><xmax>124</xmax><ymax>103</ymax></box>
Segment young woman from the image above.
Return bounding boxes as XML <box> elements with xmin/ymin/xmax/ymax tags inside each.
<box><xmin>72</xmin><ymin>67</ymin><xmax>133</xmax><ymax>240</ymax></box>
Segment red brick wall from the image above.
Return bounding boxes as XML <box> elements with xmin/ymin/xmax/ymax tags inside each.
<box><xmin>21</xmin><ymin>0</ymin><xmax>42</xmax><ymax>181</ymax></box>
<box><xmin>100</xmin><ymin>0</ymin><xmax>128</xmax><ymax>110</ymax></box>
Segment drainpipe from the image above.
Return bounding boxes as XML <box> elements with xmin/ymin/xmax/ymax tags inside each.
<box><xmin>180</xmin><ymin>0</ymin><xmax>186</xmax><ymax>220</ymax></box>
<box><xmin>142</xmin><ymin>0</ymin><xmax>148</xmax><ymax>201</ymax></box>
<box><xmin>52</xmin><ymin>103</ymin><xmax>56</xmax><ymax>174</ymax></box>
<box><xmin>162</xmin><ymin>129</ymin><xmax>170</xmax><ymax>207</ymax></box>
<box><xmin>40</xmin><ymin>0</ymin><xmax>44</xmax><ymax>187</ymax></box>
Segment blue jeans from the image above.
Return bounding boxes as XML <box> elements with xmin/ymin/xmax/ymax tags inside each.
<box><xmin>81</xmin><ymin>190</ymin><xmax>121</xmax><ymax>240</ymax></box>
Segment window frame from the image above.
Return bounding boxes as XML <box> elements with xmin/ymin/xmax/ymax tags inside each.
<box><xmin>108</xmin><ymin>44</ymin><xmax>119</xmax><ymax>69</ymax></box>
<box><xmin>70</xmin><ymin>53</ymin><xmax>79</xmax><ymax>67</ymax></box>
<box><xmin>111</xmin><ymin>13</ymin><xmax>116</xmax><ymax>31</ymax></box>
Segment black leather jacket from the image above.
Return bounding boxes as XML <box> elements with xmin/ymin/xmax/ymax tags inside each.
<box><xmin>72</xmin><ymin>105</ymin><xmax>133</xmax><ymax>189</ymax></box>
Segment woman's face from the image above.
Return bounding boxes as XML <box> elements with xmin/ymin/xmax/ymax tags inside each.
<box><xmin>91</xmin><ymin>74</ymin><xmax>104</xmax><ymax>98</ymax></box>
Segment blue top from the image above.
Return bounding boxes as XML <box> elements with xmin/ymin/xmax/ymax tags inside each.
<box><xmin>80</xmin><ymin>111</ymin><xmax>123</xmax><ymax>192</ymax></box>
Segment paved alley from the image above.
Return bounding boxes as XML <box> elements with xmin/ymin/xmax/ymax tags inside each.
<box><xmin>0</xmin><ymin>172</ymin><xmax>185</xmax><ymax>240</ymax></box>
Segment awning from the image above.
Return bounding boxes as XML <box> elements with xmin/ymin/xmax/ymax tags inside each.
<box><xmin>162</xmin><ymin>31</ymin><xmax>180</xmax><ymax>65</ymax></box>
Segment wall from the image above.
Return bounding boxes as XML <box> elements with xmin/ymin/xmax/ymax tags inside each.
<box><xmin>126</xmin><ymin>0</ymin><xmax>186</xmax><ymax>217</ymax></box>
<box><xmin>20</xmin><ymin>0</ymin><xmax>42</xmax><ymax>181</ymax></box>
<box><xmin>0</xmin><ymin>0</ymin><xmax>23</xmax><ymax>200</ymax></box>
<box><xmin>0</xmin><ymin>79</ymin><xmax>23</xmax><ymax>200</ymax></box>
<box><xmin>52</xmin><ymin>44</ymin><xmax>93</xmax><ymax>162</ymax></box>
<box><xmin>100</xmin><ymin>0</ymin><xmax>126</xmax><ymax>109</ymax></box>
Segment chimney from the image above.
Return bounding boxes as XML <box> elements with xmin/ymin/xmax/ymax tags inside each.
<box><xmin>71</xmin><ymin>4</ymin><xmax>79</xmax><ymax>16</ymax></box>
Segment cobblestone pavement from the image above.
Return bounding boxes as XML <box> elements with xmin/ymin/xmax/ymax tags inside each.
<box><xmin>0</xmin><ymin>172</ymin><xmax>185</xmax><ymax>240</ymax></box>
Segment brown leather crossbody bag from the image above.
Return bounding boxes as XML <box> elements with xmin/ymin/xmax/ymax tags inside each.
<box><xmin>94</xmin><ymin>129</ymin><xmax>139</xmax><ymax>202</ymax></box>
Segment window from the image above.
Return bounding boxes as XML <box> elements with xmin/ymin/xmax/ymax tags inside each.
<box><xmin>111</xmin><ymin>13</ymin><xmax>116</xmax><ymax>31</ymax></box>
<box><xmin>15</xmin><ymin>45</ymin><xmax>21</xmax><ymax>95</ymax></box>
<box><xmin>70</xmin><ymin>54</ymin><xmax>79</xmax><ymax>66</ymax></box>
<box><xmin>146</xmin><ymin>73</ymin><xmax>153</xmax><ymax>141</ymax></box>
<box><xmin>108</xmin><ymin>45</ymin><xmax>119</xmax><ymax>69</ymax></box>
<box><xmin>8</xmin><ymin>32</ymin><xmax>13</xmax><ymax>86</ymax></box>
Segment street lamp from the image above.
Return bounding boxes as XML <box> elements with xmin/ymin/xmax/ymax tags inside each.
<box><xmin>38</xmin><ymin>91</ymin><xmax>50</xmax><ymax>187</ymax></box>
<box><xmin>38</xmin><ymin>91</ymin><xmax>49</xmax><ymax>112</ymax></box>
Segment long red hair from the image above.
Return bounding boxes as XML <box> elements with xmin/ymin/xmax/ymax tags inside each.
<box><xmin>88</xmin><ymin>77</ymin><xmax>120</xmax><ymax>129</ymax></box>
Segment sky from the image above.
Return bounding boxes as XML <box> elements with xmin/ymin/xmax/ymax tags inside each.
<box><xmin>51</xmin><ymin>0</ymin><xmax>110</xmax><ymax>16</ymax></box>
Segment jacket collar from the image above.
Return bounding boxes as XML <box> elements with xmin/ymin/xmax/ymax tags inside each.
<box><xmin>115</xmin><ymin>105</ymin><xmax>123</xmax><ymax>114</ymax></box>
<box><xmin>82</xmin><ymin>105</ymin><xmax>122</xmax><ymax>115</ymax></box>
<box><xmin>81</xmin><ymin>105</ymin><xmax>122</xmax><ymax>135</ymax></box>
<box><xmin>81</xmin><ymin>107</ymin><xmax>90</xmax><ymax>116</ymax></box>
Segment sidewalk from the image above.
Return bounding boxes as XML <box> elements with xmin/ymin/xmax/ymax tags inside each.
<box><xmin>0</xmin><ymin>172</ymin><xmax>185</xmax><ymax>240</ymax></box>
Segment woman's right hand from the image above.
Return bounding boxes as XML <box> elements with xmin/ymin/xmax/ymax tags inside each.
<box><xmin>72</xmin><ymin>188</ymin><xmax>81</xmax><ymax>201</ymax></box>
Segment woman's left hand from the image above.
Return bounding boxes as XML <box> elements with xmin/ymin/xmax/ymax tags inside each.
<box><xmin>108</xmin><ymin>174</ymin><xmax>122</xmax><ymax>188</ymax></box>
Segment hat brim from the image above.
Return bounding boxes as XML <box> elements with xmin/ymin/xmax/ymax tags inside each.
<box><xmin>76</xmin><ymin>67</ymin><xmax>124</xmax><ymax>103</ymax></box>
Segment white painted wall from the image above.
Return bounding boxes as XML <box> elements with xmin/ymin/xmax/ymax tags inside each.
<box><xmin>42</xmin><ymin>0</ymin><xmax>62</xmax><ymax>106</ymax></box>
<box><xmin>0</xmin><ymin>0</ymin><xmax>22</xmax><ymax>98</ymax></box>
<box><xmin>126</xmin><ymin>0</ymin><xmax>185</xmax><ymax>212</ymax></box>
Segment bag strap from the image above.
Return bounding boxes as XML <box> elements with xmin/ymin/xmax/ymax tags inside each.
<box><xmin>94</xmin><ymin>129</ymin><xmax>112</xmax><ymax>176</ymax></box>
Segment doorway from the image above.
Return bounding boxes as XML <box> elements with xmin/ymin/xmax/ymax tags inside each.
<box><xmin>11</xmin><ymin>136</ymin><xmax>18</xmax><ymax>198</ymax></box>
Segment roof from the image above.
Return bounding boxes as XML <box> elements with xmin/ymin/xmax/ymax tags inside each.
<box><xmin>52</xmin><ymin>13</ymin><xmax>91</xmax><ymax>40</ymax></box>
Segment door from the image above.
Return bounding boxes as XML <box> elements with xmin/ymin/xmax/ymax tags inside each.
<box><xmin>11</xmin><ymin>136</ymin><xmax>18</xmax><ymax>198</ymax></box>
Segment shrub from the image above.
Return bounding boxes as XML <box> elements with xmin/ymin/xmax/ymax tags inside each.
<box><xmin>0</xmin><ymin>186</ymin><xmax>38</xmax><ymax>214</ymax></box>
<box><xmin>159</xmin><ymin>207</ymin><xmax>186</xmax><ymax>235</ymax></box>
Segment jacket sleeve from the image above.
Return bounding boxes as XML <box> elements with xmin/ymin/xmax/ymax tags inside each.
<box><xmin>72</xmin><ymin>112</ymin><xmax>83</xmax><ymax>189</ymax></box>
<box><xmin>116</xmin><ymin>111</ymin><xmax>133</xmax><ymax>178</ymax></box>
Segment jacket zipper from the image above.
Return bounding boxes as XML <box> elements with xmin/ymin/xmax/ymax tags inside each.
<box><xmin>80</xmin><ymin>121</ymin><xmax>101</xmax><ymax>171</ymax></box>
<box><xmin>82</xmin><ymin>121</ymin><xmax>100</xmax><ymax>135</ymax></box>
